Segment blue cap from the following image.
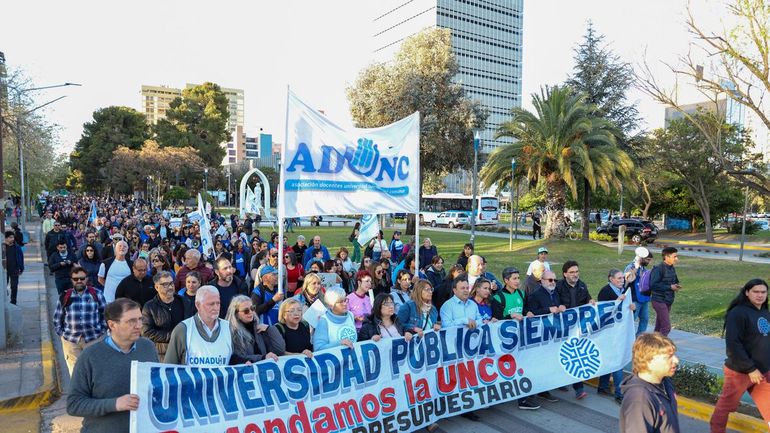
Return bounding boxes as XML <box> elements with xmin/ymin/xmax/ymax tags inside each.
<box><xmin>259</xmin><ymin>265</ymin><xmax>278</xmax><ymax>278</ymax></box>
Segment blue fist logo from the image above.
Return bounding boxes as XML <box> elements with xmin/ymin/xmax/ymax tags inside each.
<box><xmin>559</xmin><ymin>337</ymin><xmax>601</xmax><ymax>379</ymax></box>
<box><xmin>758</xmin><ymin>317</ymin><xmax>770</xmax><ymax>336</ymax></box>
<box><xmin>351</xmin><ymin>138</ymin><xmax>376</xmax><ymax>170</ymax></box>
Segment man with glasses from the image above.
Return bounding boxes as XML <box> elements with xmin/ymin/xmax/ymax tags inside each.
<box><xmin>54</xmin><ymin>266</ymin><xmax>107</xmax><ymax>375</ymax></box>
<box><xmin>141</xmin><ymin>271</ymin><xmax>185</xmax><ymax>361</ymax></box>
<box><xmin>526</xmin><ymin>270</ymin><xmax>565</xmax><ymax>403</ymax></box>
<box><xmin>67</xmin><ymin>298</ymin><xmax>158</xmax><ymax>430</ymax></box>
<box><xmin>165</xmin><ymin>285</ymin><xmax>232</xmax><ymax>366</ymax></box>
<box><xmin>115</xmin><ymin>258</ymin><xmax>155</xmax><ymax>308</ymax></box>
<box><xmin>211</xmin><ymin>256</ymin><xmax>249</xmax><ymax>319</ymax></box>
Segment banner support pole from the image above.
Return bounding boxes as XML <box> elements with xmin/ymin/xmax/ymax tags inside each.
<box><xmin>277</xmin><ymin>85</ymin><xmax>290</xmax><ymax>295</ymax></box>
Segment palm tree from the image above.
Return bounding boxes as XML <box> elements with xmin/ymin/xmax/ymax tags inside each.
<box><xmin>481</xmin><ymin>85</ymin><xmax>633</xmax><ymax>239</ymax></box>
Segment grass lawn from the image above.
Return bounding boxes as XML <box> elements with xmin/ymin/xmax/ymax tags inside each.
<box><xmin>282</xmin><ymin>225</ymin><xmax>764</xmax><ymax>336</ymax></box>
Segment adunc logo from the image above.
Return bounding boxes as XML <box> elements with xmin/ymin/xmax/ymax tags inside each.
<box><xmin>758</xmin><ymin>317</ymin><xmax>770</xmax><ymax>336</ymax></box>
<box><xmin>286</xmin><ymin>137</ymin><xmax>410</xmax><ymax>182</ymax></box>
<box><xmin>559</xmin><ymin>337</ymin><xmax>601</xmax><ymax>379</ymax></box>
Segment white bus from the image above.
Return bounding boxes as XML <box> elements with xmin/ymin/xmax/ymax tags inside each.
<box><xmin>420</xmin><ymin>193</ymin><xmax>499</xmax><ymax>226</ymax></box>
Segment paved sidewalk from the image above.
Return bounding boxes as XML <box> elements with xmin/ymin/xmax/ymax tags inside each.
<box><xmin>0</xmin><ymin>228</ymin><xmax>57</xmax><ymax>431</ymax></box>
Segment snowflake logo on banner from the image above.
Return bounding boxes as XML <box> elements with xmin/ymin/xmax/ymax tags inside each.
<box><xmin>758</xmin><ymin>317</ymin><xmax>770</xmax><ymax>336</ymax></box>
<box><xmin>338</xmin><ymin>326</ymin><xmax>358</xmax><ymax>342</ymax></box>
<box><xmin>559</xmin><ymin>337</ymin><xmax>601</xmax><ymax>379</ymax></box>
<box><xmin>351</xmin><ymin>138</ymin><xmax>376</xmax><ymax>170</ymax></box>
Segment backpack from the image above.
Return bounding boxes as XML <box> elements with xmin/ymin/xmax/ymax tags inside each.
<box><xmin>638</xmin><ymin>267</ymin><xmax>654</xmax><ymax>297</ymax></box>
<box><xmin>60</xmin><ymin>287</ymin><xmax>99</xmax><ymax>308</ymax></box>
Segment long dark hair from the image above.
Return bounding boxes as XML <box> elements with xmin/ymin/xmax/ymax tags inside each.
<box><xmin>724</xmin><ymin>278</ymin><xmax>769</xmax><ymax>332</ymax></box>
<box><xmin>371</xmin><ymin>293</ymin><xmax>396</xmax><ymax>322</ymax></box>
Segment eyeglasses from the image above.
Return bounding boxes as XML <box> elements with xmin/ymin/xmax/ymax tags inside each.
<box><xmin>71</xmin><ymin>276</ymin><xmax>87</xmax><ymax>281</ymax></box>
<box><xmin>336</xmin><ymin>299</ymin><xmax>349</xmax><ymax>304</ymax></box>
<box><xmin>158</xmin><ymin>281</ymin><xmax>174</xmax><ymax>287</ymax></box>
<box><xmin>271</xmin><ymin>254</ymin><xmax>278</xmax><ymax>258</ymax></box>
<box><xmin>543</xmin><ymin>278</ymin><xmax>556</xmax><ymax>282</ymax></box>
<box><xmin>284</xmin><ymin>255</ymin><xmax>290</xmax><ymax>259</ymax></box>
<box><xmin>382</xmin><ymin>301</ymin><xmax>395</xmax><ymax>306</ymax></box>
<box><xmin>239</xmin><ymin>306</ymin><xmax>256</xmax><ymax>314</ymax></box>
<box><xmin>424</xmin><ymin>286</ymin><xmax>434</xmax><ymax>292</ymax></box>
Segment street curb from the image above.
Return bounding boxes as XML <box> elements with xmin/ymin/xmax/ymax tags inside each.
<box><xmin>0</xmin><ymin>236</ymin><xmax>59</xmax><ymax>413</ymax></box>
<box><xmin>585</xmin><ymin>378</ymin><xmax>766</xmax><ymax>432</ymax></box>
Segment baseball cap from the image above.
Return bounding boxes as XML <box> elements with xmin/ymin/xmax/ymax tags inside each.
<box><xmin>259</xmin><ymin>265</ymin><xmax>278</xmax><ymax>278</ymax></box>
<box><xmin>537</xmin><ymin>247</ymin><xmax>549</xmax><ymax>254</ymax></box>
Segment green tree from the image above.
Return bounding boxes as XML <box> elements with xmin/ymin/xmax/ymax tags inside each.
<box><xmin>154</xmin><ymin>82</ymin><xmax>231</xmax><ymax>168</ymax></box>
<box><xmin>566</xmin><ymin>22</ymin><xmax>640</xmax><ymax>238</ymax></box>
<box><xmin>70</xmin><ymin>106</ymin><xmax>149</xmax><ymax>190</ymax></box>
<box><xmin>481</xmin><ymin>85</ymin><xmax>632</xmax><ymax>239</ymax></box>
<box><xmin>648</xmin><ymin>113</ymin><xmax>752</xmax><ymax>242</ymax></box>
<box><xmin>347</xmin><ymin>27</ymin><xmax>487</xmax><ymax>232</ymax></box>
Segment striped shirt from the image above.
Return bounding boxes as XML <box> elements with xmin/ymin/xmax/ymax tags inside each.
<box><xmin>54</xmin><ymin>288</ymin><xmax>107</xmax><ymax>344</ymax></box>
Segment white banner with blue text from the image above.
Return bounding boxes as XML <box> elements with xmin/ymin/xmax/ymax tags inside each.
<box><xmin>129</xmin><ymin>297</ymin><xmax>634</xmax><ymax>433</ymax></box>
<box><xmin>279</xmin><ymin>92</ymin><xmax>420</xmax><ymax>218</ymax></box>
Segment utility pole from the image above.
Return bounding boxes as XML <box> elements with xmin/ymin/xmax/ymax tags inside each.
<box><xmin>0</xmin><ymin>51</ymin><xmax>8</xmax><ymax>349</ymax></box>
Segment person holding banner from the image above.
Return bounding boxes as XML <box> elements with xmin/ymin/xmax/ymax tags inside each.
<box><xmin>526</xmin><ymin>270</ymin><xmax>564</xmax><ymax>404</ymax></box>
<box><xmin>358</xmin><ymin>293</ymin><xmax>412</xmax><ymax>342</ymax></box>
<box><xmin>397</xmin><ymin>279</ymin><xmax>441</xmax><ymax>336</ymax></box>
<box><xmin>275</xmin><ymin>298</ymin><xmax>313</xmax><ymax>356</ymax></box>
<box><xmin>226</xmin><ymin>295</ymin><xmax>285</xmax><ymax>364</ymax></box>
<box><xmin>597</xmin><ymin>269</ymin><xmax>636</xmax><ymax>404</ymax></box>
<box><xmin>67</xmin><ymin>298</ymin><xmax>158</xmax><ymax>433</ymax></box>
<box><xmin>164</xmin><ymin>285</ymin><xmax>233</xmax><ymax>366</ymax></box>
<box><xmin>313</xmin><ymin>287</ymin><xmax>357</xmax><ymax>350</ymax></box>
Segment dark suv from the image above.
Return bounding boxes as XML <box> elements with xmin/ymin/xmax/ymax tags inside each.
<box><xmin>596</xmin><ymin>218</ymin><xmax>658</xmax><ymax>244</ymax></box>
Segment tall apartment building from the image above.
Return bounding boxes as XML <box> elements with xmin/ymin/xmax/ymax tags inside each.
<box><xmin>372</xmin><ymin>0</ymin><xmax>523</xmax><ymax>152</ymax></box>
<box><xmin>140</xmin><ymin>83</ymin><xmax>246</xmax><ymax>165</ymax></box>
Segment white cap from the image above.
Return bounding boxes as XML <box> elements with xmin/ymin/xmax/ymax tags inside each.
<box><xmin>635</xmin><ymin>246</ymin><xmax>651</xmax><ymax>258</ymax></box>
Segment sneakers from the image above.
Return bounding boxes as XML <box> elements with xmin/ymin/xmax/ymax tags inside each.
<box><xmin>575</xmin><ymin>391</ymin><xmax>588</xmax><ymax>400</ymax></box>
<box><xmin>615</xmin><ymin>395</ymin><xmax>624</xmax><ymax>405</ymax></box>
<box><xmin>538</xmin><ymin>391</ymin><xmax>559</xmax><ymax>402</ymax></box>
<box><xmin>517</xmin><ymin>399</ymin><xmax>541</xmax><ymax>410</ymax></box>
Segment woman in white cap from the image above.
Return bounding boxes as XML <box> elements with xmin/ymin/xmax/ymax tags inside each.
<box><xmin>312</xmin><ymin>287</ymin><xmax>358</xmax><ymax>351</ymax></box>
<box><xmin>526</xmin><ymin>247</ymin><xmax>551</xmax><ymax>276</ymax></box>
<box><xmin>624</xmin><ymin>246</ymin><xmax>653</xmax><ymax>335</ymax></box>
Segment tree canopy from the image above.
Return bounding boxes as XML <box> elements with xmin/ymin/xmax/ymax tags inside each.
<box><xmin>70</xmin><ymin>106</ymin><xmax>149</xmax><ymax>190</ymax></box>
<box><xmin>153</xmin><ymin>82</ymin><xmax>231</xmax><ymax>167</ymax></box>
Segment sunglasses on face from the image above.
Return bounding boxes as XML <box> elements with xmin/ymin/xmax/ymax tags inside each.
<box><xmin>71</xmin><ymin>276</ymin><xmax>87</xmax><ymax>281</ymax></box>
<box><xmin>543</xmin><ymin>278</ymin><xmax>556</xmax><ymax>282</ymax></box>
<box><xmin>239</xmin><ymin>305</ymin><xmax>256</xmax><ymax>314</ymax></box>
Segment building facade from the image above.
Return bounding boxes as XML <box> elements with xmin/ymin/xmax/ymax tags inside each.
<box><xmin>372</xmin><ymin>0</ymin><xmax>523</xmax><ymax>152</ymax></box>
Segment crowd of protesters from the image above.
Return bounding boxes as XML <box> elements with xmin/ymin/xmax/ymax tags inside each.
<box><xmin>23</xmin><ymin>194</ymin><xmax>766</xmax><ymax>433</ymax></box>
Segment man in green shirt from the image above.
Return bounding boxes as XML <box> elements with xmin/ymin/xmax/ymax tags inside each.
<box><xmin>491</xmin><ymin>266</ymin><xmax>540</xmax><ymax>410</ymax></box>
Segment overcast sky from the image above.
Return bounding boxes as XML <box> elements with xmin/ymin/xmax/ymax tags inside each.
<box><xmin>1</xmin><ymin>0</ymin><xmax>722</xmax><ymax>154</ymax></box>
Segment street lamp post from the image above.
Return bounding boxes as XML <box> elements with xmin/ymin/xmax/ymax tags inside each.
<box><xmin>509</xmin><ymin>157</ymin><xmax>515</xmax><ymax>250</ymax></box>
<box><xmin>12</xmin><ymin>82</ymin><xmax>81</xmax><ymax>231</ymax></box>
<box><xmin>739</xmin><ymin>164</ymin><xmax>753</xmax><ymax>262</ymax></box>
<box><xmin>470</xmin><ymin>131</ymin><xmax>480</xmax><ymax>245</ymax></box>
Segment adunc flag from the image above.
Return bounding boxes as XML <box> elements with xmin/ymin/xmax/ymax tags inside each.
<box><xmin>196</xmin><ymin>194</ymin><xmax>214</xmax><ymax>257</ymax></box>
<box><xmin>358</xmin><ymin>214</ymin><xmax>380</xmax><ymax>247</ymax></box>
<box><xmin>279</xmin><ymin>91</ymin><xmax>420</xmax><ymax>218</ymax></box>
<box><xmin>88</xmin><ymin>200</ymin><xmax>97</xmax><ymax>224</ymax></box>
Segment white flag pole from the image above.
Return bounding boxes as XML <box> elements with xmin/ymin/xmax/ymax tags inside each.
<box><xmin>415</xmin><ymin>213</ymin><xmax>420</xmax><ymax>274</ymax></box>
<box><xmin>277</xmin><ymin>85</ymin><xmax>290</xmax><ymax>295</ymax></box>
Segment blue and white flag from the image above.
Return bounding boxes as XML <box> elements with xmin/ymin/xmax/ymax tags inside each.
<box><xmin>279</xmin><ymin>91</ymin><xmax>420</xmax><ymax>218</ymax></box>
<box><xmin>196</xmin><ymin>194</ymin><xmax>214</xmax><ymax>258</ymax></box>
<box><xmin>358</xmin><ymin>214</ymin><xmax>380</xmax><ymax>246</ymax></box>
<box><xmin>87</xmin><ymin>200</ymin><xmax>97</xmax><ymax>224</ymax></box>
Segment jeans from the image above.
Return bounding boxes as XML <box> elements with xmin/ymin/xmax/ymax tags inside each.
<box><xmin>572</xmin><ymin>381</ymin><xmax>584</xmax><ymax>396</ymax></box>
<box><xmin>710</xmin><ymin>367</ymin><xmax>770</xmax><ymax>433</ymax></box>
<box><xmin>634</xmin><ymin>301</ymin><xmax>650</xmax><ymax>335</ymax></box>
<box><xmin>652</xmin><ymin>301</ymin><xmax>672</xmax><ymax>336</ymax></box>
<box><xmin>598</xmin><ymin>369</ymin><xmax>625</xmax><ymax>397</ymax></box>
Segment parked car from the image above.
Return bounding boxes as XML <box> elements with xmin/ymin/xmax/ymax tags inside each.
<box><xmin>430</xmin><ymin>211</ymin><xmax>470</xmax><ymax>229</ymax></box>
<box><xmin>596</xmin><ymin>218</ymin><xmax>658</xmax><ymax>244</ymax></box>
